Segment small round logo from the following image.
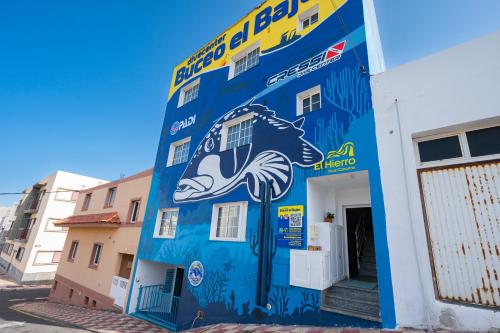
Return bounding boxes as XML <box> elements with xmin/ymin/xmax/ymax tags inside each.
<box><xmin>188</xmin><ymin>261</ymin><xmax>204</xmax><ymax>287</ymax></box>
<box><xmin>170</xmin><ymin>121</ymin><xmax>181</xmax><ymax>135</ymax></box>
<box><xmin>204</xmin><ymin>138</ymin><xmax>215</xmax><ymax>152</ymax></box>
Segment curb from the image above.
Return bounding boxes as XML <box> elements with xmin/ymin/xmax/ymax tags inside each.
<box><xmin>10</xmin><ymin>302</ymin><xmax>99</xmax><ymax>333</ymax></box>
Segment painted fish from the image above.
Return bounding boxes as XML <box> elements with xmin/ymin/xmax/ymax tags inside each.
<box><xmin>173</xmin><ymin>102</ymin><xmax>324</xmax><ymax>202</ymax></box>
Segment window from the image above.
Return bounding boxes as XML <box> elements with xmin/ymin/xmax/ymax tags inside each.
<box><xmin>55</xmin><ymin>188</ymin><xmax>78</xmax><ymax>202</ymax></box>
<box><xmin>210</xmin><ymin>202</ymin><xmax>247</xmax><ymax>242</ymax></box>
<box><xmin>129</xmin><ymin>200</ymin><xmax>141</xmax><ymax>223</ymax></box>
<box><xmin>466</xmin><ymin>126</ymin><xmax>500</xmax><ymax>157</ymax></box>
<box><xmin>167</xmin><ymin>138</ymin><xmax>191</xmax><ymax>167</ymax></box>
<box><xmin>82</xmin><ymin>193</ymin><xmax>92</xmax><ymax>211</ymax></box>
<box><xmin>417</xmin><ymin>136</ymin><xmax>462</xmax><ymax>163</ymax></box>
<box><xmin>69</xmin><ymin>289</ymin><xmax>74</xmax><ymax>299</ymax></box>
<box><xmin>45</xmin><ymin>218</ymin><xmax>68</xmax><ymax>232</ymax></box>
<box><xmin>68</xmin><ymin>241</ymin><xmax>79</xmax><ymax>261</ymax></box>
<box><xmin>415</xmin><ymin>124</ymin><xmax>500</xmax><ymax>165</ymax></box>
<box><xmin>52</xmin><ymin>251</ymin><xmax>62</xmax><ymax>263</ymax></box>
<box><xmin>35</xmin><ymin>190</ymin><xmax>45</xmax><ymax>210</ymax></box>
<box><xmin>3</xmin><ymin>243</ymin><xmax>13</xmax><ymax>255</ymax></box>
<box><xmin>155</xmin><ymin>209</ymin><xmax>179</xmax><ymax>238</ymax></box>
<box><xmin>298</xmin><ymin>6</ymin><xmax>319</xmax><ymax>31</ymax></box>
<box><xmin>90</xmin><ymin>243</ymin><xmax>103</xmax><ymax>267</ymax></box>
<box><xmin>297</xmin><ymin>85</ymin><xmax>321</xmax><ymax>115</ymax></box>
<box><xmin>178</xmin><ymin>78</ymin><xmax>200</xmax><ymax>107</ymax></box>
<box><xmin>105</xmin><ymin>188</ymin><xmax>117</xmax><ymax>208</ymax></box>
<box><xmin>221</xmin><ymin>114</ymin><xmax>254</xmax><ymax>151</ymax></box>
<box><xmin>34</xmin><ymin>251</ymin><xmax>62</xmax><ymax>265</ymax></box>
<box><xmin>229</xmin><ymin>43</ymin><xmax>260</xmax><ymax>79</ymax></box>
<box><xmin>84</xmin><ymin>296</ymin><xmax>89</xmax><ymax>305</ymax></box>
<box><xmin>15</xmin><ymin>247</ymin><xmax>25</xmax><ymax>261</ymax></box>
<box><xmin>53</xmin><ymin>281</ymin><xmax>58</xmax><ymax>291</ymax></box>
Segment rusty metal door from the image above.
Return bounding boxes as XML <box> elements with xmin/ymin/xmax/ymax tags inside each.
<box><xmin>419</xmin><ymin>160</ymin><xmax>500</xmax><ymax>307</ymax></box>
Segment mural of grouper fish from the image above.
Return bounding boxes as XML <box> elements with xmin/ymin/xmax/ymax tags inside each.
<box><xmin>173</xmin><ymin>102</ymin><xmax>324</xmax><ymax>203</ymax></box>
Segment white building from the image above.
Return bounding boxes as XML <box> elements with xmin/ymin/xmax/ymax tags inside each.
<box><xmin>0</xmin><ymin>204</ymin><xmax>17</xmax><ymax>248</ymax></box>
<box><xmin>0</xmin><ymin>205</ymin><xmax>17</xmax><ymax>232</ymax></box>
<box><xmin>0</xmin><ymin>171</ymin><xmax>108</xmax><ymax>283</ymax></box>
<box><xmin>372</xmin><ymin>31</ymin><xmax>500</xmax><ymax>331</ymax></box>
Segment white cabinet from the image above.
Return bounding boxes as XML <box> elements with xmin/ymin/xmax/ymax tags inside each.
<box><xmin>290</xmin><ymin>250</ymin><xmax>333</xmax><ymax>290</ymax></box>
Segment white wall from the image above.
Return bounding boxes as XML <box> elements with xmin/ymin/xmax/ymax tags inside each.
<box><xmin>127</xmin><ymin>259</ymin><xmax>168</xmax><ymax>313</ymax></box>
<box><xmin>20</xmin><ymin>171</ymin><xmax>107</xmax><ymax>280</ymax></box>
<box><xmin>371</xmin><ymin>31</ymin><xmax>500</xmax><ymax>331</ymax></box>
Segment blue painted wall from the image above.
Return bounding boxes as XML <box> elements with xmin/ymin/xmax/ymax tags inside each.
<box><xmin>130</xmin><ymin>0</ymin><xmax>396</xmax><ymax>330</ymax></box>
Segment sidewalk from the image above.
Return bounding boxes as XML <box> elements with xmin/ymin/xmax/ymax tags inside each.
<box><xmin>12</xmin><ymin>301</ymin><xmax>474</xmax><ymax>333</ymax></box>
<box><xmin>12</xmin><ymin>301</ymin><xmax>171</xmax><ymax>333</ymax></box>
<box><xmin>0</xmin><ymin>270</ymin><xmax>51</xmax><ymax>290</ymax></box>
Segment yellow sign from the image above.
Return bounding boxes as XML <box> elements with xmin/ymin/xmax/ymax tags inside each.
<box><xmin>278</xmin><ymin>205</ymin><xmax>304</xmax><ymax>248</ymax></box>
<box><xmin>168</xmin><ymin>0</ymin><xmax>347</xmax><ymax>99</ymax></box>
<box><xmin>313</xmin><ymin>141</ymin><xmax>356</xmax><ymax>173</ymax></box>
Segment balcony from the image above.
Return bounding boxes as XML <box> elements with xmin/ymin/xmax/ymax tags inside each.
<box><xmin>15</xmin><ymin>228</ymin><xmax>32</xmax><ymax>241</ymax></box>
<box><xmin>136</xmin><ymin>285</ymin><xmax>180</xmax><ymax>330</ymax></box>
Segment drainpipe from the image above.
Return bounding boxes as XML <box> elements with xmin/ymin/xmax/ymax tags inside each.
<box><xmin>394</xmin><ymin>99</ymin><xmax>432</xmax><ymax>329</ymax></box>
<box><xmin>255</xmin><ymin>181</ymin><xmax>266</xmax><ymax>306</ymax></box>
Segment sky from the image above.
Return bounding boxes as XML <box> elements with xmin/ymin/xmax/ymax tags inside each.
<box><xmin>1</xmin><ymin>0</ymin><xmax>500</xmax><ymax>206</ymax></box>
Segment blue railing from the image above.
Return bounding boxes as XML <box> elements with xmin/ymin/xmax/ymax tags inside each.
<box><xmin>136</xmin><ymin>284</ymin><xmax>180</xmax><ymax>330</ymax></box>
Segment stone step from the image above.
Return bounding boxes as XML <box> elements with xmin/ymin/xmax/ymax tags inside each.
<box><xmin>325</xmin><ymin>285</ymin><xmax>379</xmax><ymax>303</ymax></box>
<box><xmin>361</xmin><ymin>255</ymin><xmax>376</xmax><ymax>264</ymax></box>
<box><xmin>320</xmin><ymin>303</ymin><xmax>381</xmax><ymax>323</ymax></box>
<box><xmin>359</xmin><ymin>268</ymin><xmax>378</xmax><ymax>278</ymax></box>
<box><xmin>360</xmin><ymin>261</ymin><xmax>377</xmax><ymax>272</ymax></box>
<box><xmin>323</xmin><ymin>294</ymin><xmax>380</xmax><ymax>320</ymax></box>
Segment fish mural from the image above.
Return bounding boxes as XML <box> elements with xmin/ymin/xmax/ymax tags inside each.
<box><xmin>173</xmin><ymin>102</ymin><xmax>324</xmax><ymax>203</ymax></box>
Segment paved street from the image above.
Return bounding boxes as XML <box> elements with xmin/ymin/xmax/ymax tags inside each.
<box><xmin>0</xmin><ymin>287</ymin><xmax>89</xmax><ymax>333</ymax></box>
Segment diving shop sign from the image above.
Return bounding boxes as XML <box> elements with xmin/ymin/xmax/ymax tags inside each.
<box><xmin>277</xmin><ymin>205</ymin><xmax>304</xmax><ymax>249</ymax></box>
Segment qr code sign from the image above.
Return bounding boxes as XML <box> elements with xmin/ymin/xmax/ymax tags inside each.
<box><xmin>289</xmin><ymin>213</ymin><xmax>302</xmax><ymax>227</ymax></box>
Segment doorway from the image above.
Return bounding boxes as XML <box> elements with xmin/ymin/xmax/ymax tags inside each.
<box><xmin>118</xmin><ymin>253</ymin><xmax>134</xmax><ymax>279</ymax></box>
<box><xmin>345</xmin><ymin>207</ymin><xmax>377</xmax><ymax>281</ymax></box>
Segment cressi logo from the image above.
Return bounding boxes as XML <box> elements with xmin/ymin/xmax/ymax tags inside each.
<box><xmin>170</xmin><ymin>115</ymin><xmax>196</xmax><ymax>135</ymax></box>
<box><xmin>267</xmin><ymin>40</ymin><xmax>346</xmax><ymax>86</ymax></box>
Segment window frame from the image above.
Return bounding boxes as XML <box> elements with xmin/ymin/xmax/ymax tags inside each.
<box><xmin>54</xmin><ymin>188</ymin><xmax>79</xmax><ymax>202</ymax></box>
<box><xmin>296</xmin><ymin>85</ymin><xmax>321</xmax><ymax>116</ymax></box>
<box><xmin>15</xmin><ymin>247</ymin><xmax>25</xmax><ymax>261</ymax></box>
<box><xmin>89</xmin><ymin>243</ymin><xmax>103</xmax><ymax>269</ymax></box>
<box><xmin>209</xmin><ymin>201</ymin><xmax>248</xmax><ymax>242</ymax></box>
<box><xmin>128</xmin><ymin>199</ymin><xmax>141</xmax><ymax>223</ymax></box>
<box><xmin>68</xmin><ymin>240</ymin><xmax>79</xmax><ymax>262</ymax></box>
<box><xmin>177</xmin><ymin>78</ymin><xmax>200</xmax><ymax>108</ymax></box>
<box><xmin>104</xmin><ymin>187</ymin><xmax>117</xmax><ymax>208</ymax></box>
<box><xmin>167</xmin><ymin>137</ymin><xmax>191</xmax><ymax>167</ymax></box>
<box><xmin>228</xmin><ymin>42</ymin><xmax>260</xmax><ymax>80</ymax></box>
<box><xmin>220</xmin><ymin>113</ymin><xmax>254</xmax><ymax>151</ymax></box>
<box><xmin>298</xmin><ymin>5</ymin><xmax>319</xmax><ymax>31</ymax></box>
<box><xmin>45</xmin><ymin>218</ymin><xmax>68</xmax><ymax>232</ymax></box>
<box><xmin>154</xmin><ymin>208</ymin><xmax>180</xmax><ymax>239</ymax></box>
<box><xmin>82</xmin><ymin>193</ymin><xmax>92</xmax><ymax>211</ymax></box>
<box><xmin>414</xmin><ymin>123</ymin><xmax>500</xmax><ymax>168</ymax></box>
<box><xmin>33</xmin><ymin>250</ymin><xmax>62</xmax><ymax>265</ymax></box>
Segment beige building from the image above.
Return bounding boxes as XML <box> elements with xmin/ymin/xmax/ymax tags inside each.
<box><xmin>49</xmin><ymin>169</ymin><xmax>152</xmax><ymax>311</ymax></box>
<box><xmin>0</xmin><ymin>171</ymin><xmax>107</xmax><ymax>283</ymax></box>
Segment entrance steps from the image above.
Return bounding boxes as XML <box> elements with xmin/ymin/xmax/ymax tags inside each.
<box><xmin>321</xmin><ymin>279</ymin><xmax>380</xmax><ymax>322</ymax></box>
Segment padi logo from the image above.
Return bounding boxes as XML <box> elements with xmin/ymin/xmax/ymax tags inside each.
<box><xmin>267</xmin><ymin>40</ymin><xmax>346</xmax><ymax>86</ymax></box>
<box><xmin>170</xmin><ymin>115</ymin><xmax>196</xmax><ymax>135</ymax></box>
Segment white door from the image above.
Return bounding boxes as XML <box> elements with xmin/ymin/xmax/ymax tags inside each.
<box><xmin>331</xmin><ymin>224</ymin><xmax>346</xmax><ymax>283</ymax></box>
<box><xmin>290</xmin><ymin>250</ymin><xmax>310</xmax><ymax>287</ymax></box>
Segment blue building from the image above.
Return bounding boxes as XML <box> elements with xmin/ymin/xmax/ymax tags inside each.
<box><xmin>127</xmin><ymin>0</ymin><xmax>395</xmax><ymax>330</ymax></box>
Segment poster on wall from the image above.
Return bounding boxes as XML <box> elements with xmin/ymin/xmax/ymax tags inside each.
<box><xmin>277</xmin><ymin>205</ymin><xmax>304</xmax><ymax>249</ymax></box>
